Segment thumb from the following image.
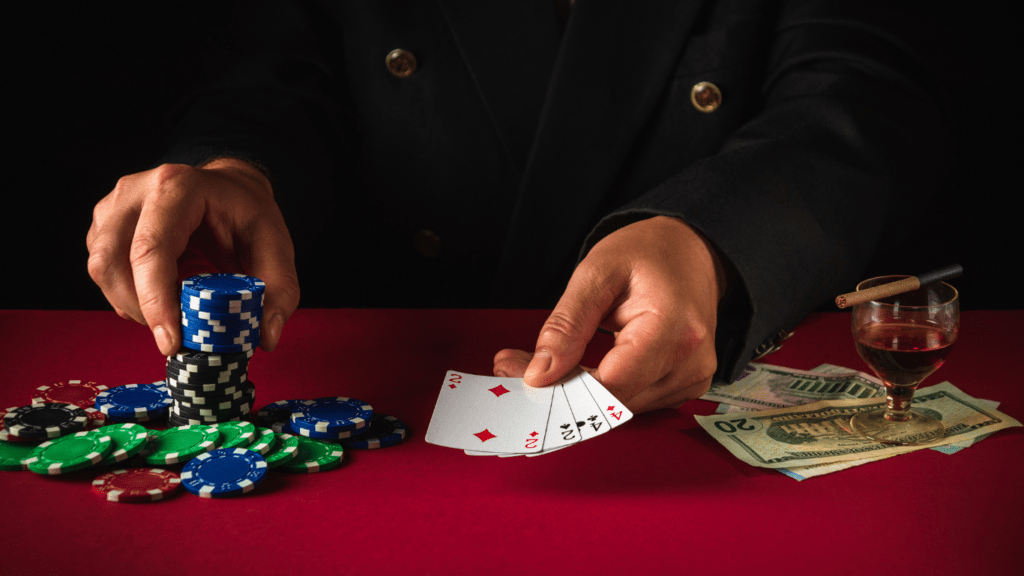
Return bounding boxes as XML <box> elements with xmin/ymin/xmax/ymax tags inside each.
<box><xmin>524</xmin><ymin>260</ymin><xmax>625</xmax><ymax>387</ymax></box>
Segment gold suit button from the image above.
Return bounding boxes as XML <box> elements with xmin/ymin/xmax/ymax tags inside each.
<box><xmin>690</xmin><ymin>81</ymin><xmax>722</xmax><ymax>113</ymax></box>
<box><xmin>386</xmin><ymin>49</ymin><xmax>417</xmax><ymax>78</ymax></box>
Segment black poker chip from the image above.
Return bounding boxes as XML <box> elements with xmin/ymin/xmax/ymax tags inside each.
<box><xmin>2</xmin><ymin>403</ymin><xmax>89</xmax><ymax>440</ymax></box>
<box><xmin>165</xmin><ymin>357</ymin><xmax>248</xmax><ymax>376</ymax></box>
<box><xmin>167</xmin><ymin>348</ymin><xmax>254</xmax><ymax>367</ymax></box>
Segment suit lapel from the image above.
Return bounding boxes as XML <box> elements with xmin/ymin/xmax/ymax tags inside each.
<box><xmin>491</xmin><ymin>0</ymin><xmax>708</xmax><ymax>305</ymax></box>
<box><xmin>434</xmin><ymin>0</ymin><xmax>562</xmax><ymax>176</ymax></box>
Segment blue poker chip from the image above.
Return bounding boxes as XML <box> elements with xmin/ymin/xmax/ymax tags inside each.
<box><xmin>182</xmin><ymin>293</ymin><xmax>263</xmax><ymax>314</ymax></box>
<box><xmin>182</xmin><ymin>329</ymin><xmax>260</xmax><ymax>347</ymax></box>
<box><xmin>256</xmin><ymin>400</ymin><xmax>300</xmax><ymax>432</ymax></box>
<box><xmin>181</xmin><ymin>273</ymin><xmax>265</xmax><ymax>302</ymax></box>
<box><xmin>290</xmin><ymin>397</ymin><xmax>373</xmax><ymax>435</ymax></box>
<box><xmin>180</xmin><ymin>447</ymin><xmax>268</xmax><ymax>498</ymax></box>
<box><xmin>184</xmin><ymin>307</ymin><xmax>264</xmax><ymax>325</ymax></box>
<box><xmin>342</xmin><ymin>414</ymin><xmax>407</xmax><ymax>449</ymax></box>
<box><xmin>180</xmin><ymin>341</ymin><xmax>256</xmax><ymax>354</ymax></box>
<box><xmin>181</xmin><ymin>315</ymin><xmax>260</xmax><ymax>333</ymax></box>
<box><xmin>94</xmin><ymin>383</ymin><xmax>173</xmax><ymax>419</ymax></box>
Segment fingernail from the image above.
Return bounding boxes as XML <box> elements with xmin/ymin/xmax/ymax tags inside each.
<box><xmin>154</xmin><ymin>325</ymin><xmax>174</xmax><ymax>355</ymax></box>
<box><xmin>524</xmin><ymin>350</ymin><xmax>552</xmax><ymax>385</ymax></box>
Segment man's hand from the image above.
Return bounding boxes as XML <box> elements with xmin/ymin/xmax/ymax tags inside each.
<box><xmin>86</xmin><ymin>158</ymin><xmax>300</xmax><ymax>355</ymax></box>
<box><xmin>493</xmin><ymin>216</ymin><xmax>726</xmax><ymax>413</ymax></box>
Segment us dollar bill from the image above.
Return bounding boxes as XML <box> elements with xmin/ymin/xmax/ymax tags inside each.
<box><xmin>701</xmin><ymin>363</ymin><xmax>885</xmax><ymax>410</ymax></box>
<box><xmin>695</xmin><ymin>381</ymin><xmax>1021</xmax><ymax>469</ymax></box>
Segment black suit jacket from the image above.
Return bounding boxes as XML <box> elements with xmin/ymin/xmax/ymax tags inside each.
<box><xmin>161</xmin><ymin>0</ymin><xmax>948</xmax><ymax>381</ymax></box>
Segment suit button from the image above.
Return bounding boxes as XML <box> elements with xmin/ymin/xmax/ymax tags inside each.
<box><xmin>690</xmin><ymin>81</ymin><xmax>722</xmax><ymax>113</ymax></box>
<box><xmin>386</xmin><ymin>49</ymin><xmax>417</xmax><ymax>78</ymax></box>
<box><xmin>414</xmin><ymin>229</ymin><xmax>441</xmax><ymax>258</ymax></box>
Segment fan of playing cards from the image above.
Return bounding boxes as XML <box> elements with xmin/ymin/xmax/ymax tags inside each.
<box><xmin>426</xmin><ymin>370</ymin><xmax>633</xmax><ymax>457</ymax></box>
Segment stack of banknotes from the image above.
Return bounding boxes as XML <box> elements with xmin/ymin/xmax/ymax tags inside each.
<box><xmin>696</xmin><ymin>363</ymin><xmax>1021</xmax><ymax>480</ymax></box>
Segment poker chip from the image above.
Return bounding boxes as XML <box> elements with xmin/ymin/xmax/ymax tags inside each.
<box><xmin>166</xmin><ymin>375</ymin><xmax>248</xmax><ymax>394</ymax></box>
<box><xmin>83</xmin><ymin>407</ymin><xmax>107</xmax><ymax>429</ymax></box>
<box><xmin>182</xmin><ymin>341</ymin><xmax>256</xmax><ymax>354</ymax></box>
<box><xmin>342</xmin><ymin>414</ymin><xmax>408</xmax><ymax>449</ymax></box>
<box><xmin>167</xmin><ymin>414</ymin><xmax>242</xmax><ymax>428</ymax></box>
<box><xmin>182</xmin><ymin>307</ymin><xmax>262</xmax><ymax>323</ymax></box>
<box><xmin>31</xmin><ymin>380</ymin><xmax>108</xmax><ymax>408</ymax></box>
<box><xmin>244</xmin><ymin>427</ymin><xmax>277</xmax><ymax>455</ymax></box>
<box><xmin>25</xmin><ymin>430</ymin><xmax>113</xmax><ymax>475</ymax></box>
<box><xmin>262</xmin><ymin>433</ymin><xmax>299</xmax><ymax>467</ymax></box>
<box><xmin>92</xmin><ymin>468</ymin><xmax>182</xmax><ymax>503</ymax></box>
<box><xmin>169</xmin><ymin>348</ymin><xmax>254</xmax><ymax>367</ymax></box>
<box><xmin>182</xmin><ymin>327</ymin><xmax>260</xmax><ymax>346</ymax></box>
<box><xmin>277</xmin><ymin>436</ymin><xmax>344</xmax><ymax>473</ymax></box>
<box><xmin>181</xmin><ymin>273</ymin><xmax>265</xmax><ymax>301</ymax></box>
<box><xmin>139</xmin><ymin>425</ymin><xmax>220</xmax><ymax>465</ymax></box>
<box><xmin>257</xmin><ymin>400</ymin><xmax>299</xmax><ymax>430</ymax></box>
<box><xmin>183</xmin><ymin>295</ymin><xmax>263</xmax><ymax>314</ymax></box>
<box><xmin>166</xmin><ymin>357</ymin><xmax>246</xmax><ymax>375</ymax></box>
<box><xmin>0</xmin><ymin>407</ymin><xmax>38</xmax><ymax>443</ymax></box>
<box><xmin>173</xmin><ymin>401</ymin><xmax>252</xmax><ymax>421</ymax></box>
<box><xmin>211</xmin><ymin>421</ymin><xmax>256</xmax><ymax>449</ymax></box>
<box><xmin>290</xmin><ymin>397</ymin><xmax>373</xmax><ymax>436</ymax></box>
<box><xmin>291</xmin><ymin>424</ymin><xmax>363</xmax><ymax>440</ymax></box>
<box><xmin>0</xmin><ymin>439</ymin><xmax>40</xmax><ymax>470</ymax></box>
<box><xmin>180</xmin><ymin>448</ymin><xmax>268</xmax><ymax>498</ymax></box>
<box><xmin>94</xmin><ymin>383</ymin><xmax>173</xmax><ymax>419</ymax></box>
<box><xmin>171</xmin><ymin>386</ymin><xmax>248</xmax><ymax>407</ymax></box>
<box><xmin>2</xmin><ymin>403</ymin><xmax>89</xmax><ymax>440</ymax></box>
<box><xmin>93</xmin><ymin>423</ymin><xmax>150</xmax><ymax>467</ymax></box>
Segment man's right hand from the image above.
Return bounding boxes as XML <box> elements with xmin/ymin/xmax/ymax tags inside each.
<box><xmin>86</xmin><ymin>158</ymin><xmax>300</xmax><ymax>356</ymax></box>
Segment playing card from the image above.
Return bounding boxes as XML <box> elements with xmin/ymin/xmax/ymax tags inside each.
<box><xmin>560</xmin><ymin>373</ymin><xmax>611</xmax><ymax>442</ymax></box>
<box><xmin>426</xmin><ymin>371</ymin><xmax>554</xmax><ymax>453</ymax></box>
<box><xmin>579</xmin><ymin>371</ymin><xmax>633</xmax><ymax>429</ymax></box>
<box><xmin>472</xmin><ymin>382</ymin><xmax>583</xmax><ymax>458</ymax></box>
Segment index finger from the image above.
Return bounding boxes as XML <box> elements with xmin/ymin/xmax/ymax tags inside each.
<box><xmin>130</xmin><ymin>168</ymin><xmax>206</xmax><ymax>355</ymax></box>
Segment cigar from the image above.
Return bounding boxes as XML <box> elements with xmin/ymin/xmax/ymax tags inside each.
<box><xmin>835</xmin><ymin>264</ymin><xmax>962</xmax><ymax>309</ymax></box>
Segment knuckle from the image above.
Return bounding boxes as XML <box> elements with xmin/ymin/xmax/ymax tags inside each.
<box><xmin>86</xmin><ymin>249</ymin><xmax>115</xmax><ymax>285</ymax></box>
<box><xmin>540</xmin><ymin>310</ymin><xmax>586</xmax><ymax>342</ymax></box>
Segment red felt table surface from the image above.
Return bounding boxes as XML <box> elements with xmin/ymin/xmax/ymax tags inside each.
<box><xmin>0</xmin><ymin>309</ymin><xmax>1021</xmax><ymax>575</ymax></box>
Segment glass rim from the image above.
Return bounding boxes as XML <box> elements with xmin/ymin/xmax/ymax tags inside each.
<box><xmin>855</xmin><ymin>275</ymin><xmax>959</xmax><ymax>308</ymax></box>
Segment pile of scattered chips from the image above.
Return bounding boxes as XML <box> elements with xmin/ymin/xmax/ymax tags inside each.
<box><xmin>2</xmin><ymin>274</ymin><xmax>409</xmax><ymax>502</ymax></box>
<box><xmin>257</xmin><ymin>397</ymin><xmax>407</xmax><ymax>451</ymax></box>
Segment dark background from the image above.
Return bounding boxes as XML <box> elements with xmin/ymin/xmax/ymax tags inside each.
<box><xmin>2</xmin><ymin>4</ymin><xmax>1010</xmax><ymax>311</ymax></box>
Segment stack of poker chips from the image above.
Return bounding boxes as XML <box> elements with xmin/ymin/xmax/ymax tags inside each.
<box><xmin>166</xmin><ymin>273</ymin><xmax>264</xmax><ymax>426</ymax></box>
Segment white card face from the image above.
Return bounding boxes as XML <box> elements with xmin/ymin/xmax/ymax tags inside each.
<box><xmin>579</xmin><ymin>371</ymin><xmax>633</xmax><ymax>429</ymax></box>
<box><xmin>560</xmin><ymin>374</ymin><xmax>610</xmax><ymax>442</ymax></box>
<box><xmin>426</xmin><ymin>371</ymin><xmax>553</xmax><ymax>453</ymax></box>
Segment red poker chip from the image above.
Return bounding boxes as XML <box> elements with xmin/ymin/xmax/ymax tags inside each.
<box><xmin>92</xmin><ymin>468</ymin><xmax>182</xmax><ymax>503</ymax></box>
<box><xmin>32</xmin><ymin>381</ymin><xmax>108</xmax><ymax>408</ymax></box>
<box><xmin>84</xmin><ymin>408</ymin><xmax>107</xmax><ymax>429</ymax></box>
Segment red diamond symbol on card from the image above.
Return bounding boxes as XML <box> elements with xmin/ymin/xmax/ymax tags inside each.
<box><xmin>607</xmin><ymin>406</ymin><xmax>614</xmax><ymax>411</ymax></box>
<box><xmin>529</xmin><ymin>431</ymin><xmax>538</xmax><ymax>438</ymax></box>
<box><xmin>448</xmin><ymin>383</ymin><xmax>457</xmax><ymax>389</ymax></box>
<box><xmin>488</xmin><ymin>385</ymin><xmax>510</xmax><ymax>398</ymax></box>
<box><xmin>474</xmin><ymin>429</ymin><xmax>497</xmax><ymax>443</ymax></box>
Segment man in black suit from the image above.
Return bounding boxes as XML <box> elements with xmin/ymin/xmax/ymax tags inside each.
<box><xmin>86</xmin><ymin>0</ymin><xmax>946</xmax><ymax>412</ymax></box>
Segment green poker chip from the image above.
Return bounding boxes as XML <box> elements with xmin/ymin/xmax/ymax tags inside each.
<box><xmin>212</xmin><ymin>421</ymin><xmax>256</xmax><ymax>450</ymax></box>
<box><xmin>243</xmin><ymin>427</ymin><xmax>277</xmax><ymax>455</ymax></box>
<box><xmin>140</xmin><ymin>425</ymin><xmax>220</xmax><ymax>465</ymax></box>
<box><xmin>26</xmin><ymin>430</ymin><xmax>113</xmax><ymax>475</ymax></box>
<box><xmin>94</xmin><ymin>423</ymin><xmax>150</xmax><ymax>467</ymax></box>
<box><xmin>262</xmin><ymin>433</ymin><xmax>299</xmax><ymax>468</ymax></box>
<box><xmin>0</xmin><ymin>440</ymin><xmax>41</xmax><ymax>471</ymax></box>
<box><xmin>277</xmin><ymin>436</ymin><xmax>343</xmax><ymax>473</ymax></box>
